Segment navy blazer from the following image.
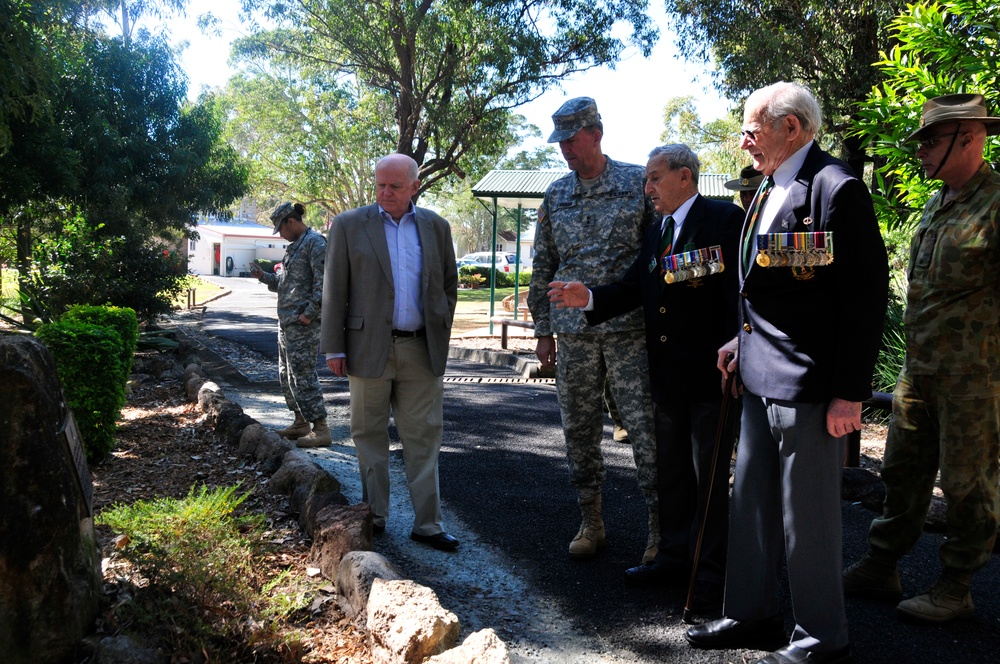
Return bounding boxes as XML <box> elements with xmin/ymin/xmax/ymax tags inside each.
<box><xmin>587</xmin><ymin>194</ymin><xmax>745</xmax><ymax>404</ymax></box>
<box><xmin>737</xmin><ymin>143</ymin><xmax>889</xmax><ymax>403</ymax></box>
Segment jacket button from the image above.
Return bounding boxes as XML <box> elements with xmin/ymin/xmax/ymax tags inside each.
<box><xmin>660</xmin><ymin>335</ymin><xmax>667</xmax><ymax>342</ymax></box>
<box><xmin>743</xmin><ymin>323</ymin><xmax>752</xmax><ymax>333</ymax></box>
<box><xmin>659</xmin><ymin>306</ymin><xmax>666</xmax><ymax>314</ymax></box>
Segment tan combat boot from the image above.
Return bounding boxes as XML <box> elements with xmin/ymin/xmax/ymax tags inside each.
<box><xmin>613</xmin><ymin>424</ymin><xmax>629</xmax><ymax>444</ymax></box>
<box><xmin>643</xmin><ymin>505</ymin><xmax>660</xmax><ymax>564</ymax></box>
<box><xmin>843</xmin><ymin>550</ymin><xmax>902</xmax><ymax>600</ymax></box>
<box><xmin>569</xmin><ymin>490</ymin><xmax>606</xmax><ymax>560</ymax></box>
<box><xmin>275</xmin><ymin>411</ymin><xmax>310</xmax><ymax>440</ymax></box>
<box><xmin>296</xmin><ymin>418</ymin><xmax>332</xmax><ymax>447</ymax></box>
<box><xmin>897</xmin><ymin>568</ymin><xmax>974</xmax><ymax>623</ymax></box>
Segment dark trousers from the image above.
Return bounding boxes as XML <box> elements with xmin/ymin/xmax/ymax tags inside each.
<box><xmin>654</xmin><ymin>398</ymin><xmax>737</xmax><ymax>584</ymax></box>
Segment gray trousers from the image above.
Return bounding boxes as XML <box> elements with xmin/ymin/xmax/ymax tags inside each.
<box><xmin>724</xmin><ymin>391</ymin><xmax>848</xmax><ymax>653</ymax></box>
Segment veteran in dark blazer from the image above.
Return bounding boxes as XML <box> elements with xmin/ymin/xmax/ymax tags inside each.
<box><xmin>550</xmin><ymin>143</ymin><xmax>744</xmax><ymax>613</ymax></box>
<box><xmin>320</xmin><ymin>153</ymin><xmax>460</xmax><ymax>551</ymax></box>
<box><xmin>684</xmin><ymin>83</ymin><xmax>888</xmax><ymax>664</ymax></box>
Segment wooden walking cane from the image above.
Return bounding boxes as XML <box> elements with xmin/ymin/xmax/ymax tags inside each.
<box><xmin>682</xmin><ymin>370</ymin><xmax>737</xmax><ymax>624</ymax></box>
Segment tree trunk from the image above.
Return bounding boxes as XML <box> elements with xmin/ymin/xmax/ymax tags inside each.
<box><xmin>15</xmin><ymin>215</ymin><xmax>31</xmax><ymax>325</ymax></box>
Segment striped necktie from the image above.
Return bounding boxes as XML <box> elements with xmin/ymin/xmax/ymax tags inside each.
<box><xmin>659</xmin><ymin>215</ymin><xmax>675</xmax><ymax>271</ymax></box>
<box><xmin>742</xmin><ymin>177</ymin><xmax>773</xmax><ymax>273</ymax></box>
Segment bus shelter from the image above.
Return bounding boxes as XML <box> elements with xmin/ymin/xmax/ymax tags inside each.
<box><xmin>470</xmin><ymin>169</ymin><xmax>568</xmax><ymax>333</ymax></box>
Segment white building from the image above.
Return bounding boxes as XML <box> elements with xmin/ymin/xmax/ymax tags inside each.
<box><xmin>188</xmin><ymin>222</ymin><xmax>289</xmax><ymax>277</ymax></box>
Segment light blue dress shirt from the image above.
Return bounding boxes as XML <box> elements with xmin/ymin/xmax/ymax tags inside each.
<box><xmin>379</xmin><ymin>203</ymin><xmax>425</xmax><ymax>331</ymax></box>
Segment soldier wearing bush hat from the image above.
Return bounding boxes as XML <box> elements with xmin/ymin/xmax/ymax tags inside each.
<box><xmin>845</xmin><ymin>92</ymin><xmax>1000</xmax><ymax>624</ymax></box>
<box><xmin>723</xmin><ymin>165</ymin><xmax>764</xmax><ymax>209</ymax></box>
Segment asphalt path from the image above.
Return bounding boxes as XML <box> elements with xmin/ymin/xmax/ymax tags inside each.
<box><xmin>183</xmin><ymin>276</ymin><xmax>1000</xmax><ymax>663</ymax></box>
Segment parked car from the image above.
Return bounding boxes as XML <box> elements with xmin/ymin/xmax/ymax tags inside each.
<box><xmin>458</xmin><ymin>252</ymin><xmax>524</xmax><ymax>273</ymax></box>
<box><xmin>456</xmin><ymin>257</ymin><xmax>478</xmax><ymax>270</ymax></box>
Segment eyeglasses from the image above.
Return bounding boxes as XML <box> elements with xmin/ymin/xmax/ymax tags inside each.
<box><xmin>917</xmin><ymin>130</ymin><xmax>960</xmax><ymax>151</ymax></box>
<box><xmin>739</xmin><ymin>114</ymin><xmax>787</xmax><ymax>142</ymax></box>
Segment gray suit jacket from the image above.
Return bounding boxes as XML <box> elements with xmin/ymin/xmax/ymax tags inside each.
<box><xmin>320</xmin><ymin>204</ymin><xmax>458</xmax><ymax>378</ymax></box>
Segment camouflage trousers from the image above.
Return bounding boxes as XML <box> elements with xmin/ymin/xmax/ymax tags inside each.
<box><xmin>555</xmin><ymin>330</ymin><xmax>657</xmax><ymax>507</ymax></box>
<box><xmin>278</xmin><ymin>321</ymin><xmax>327</xmax><ymax>422</ymax></box>
<box><xmin>870</xmin><ymin>369</ymin><xmax>1000</xmax><ymax>572</ymax></box>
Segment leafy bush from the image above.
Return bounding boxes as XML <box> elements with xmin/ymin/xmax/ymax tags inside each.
<box><xmin>460</xmin><ymin>265</ymin><xmax>531</xmax><ymax>288</ymax></box>
<box><xmin>30</xmin><ymin>215</ymin><xmax>187</xmax><ymax>324</ymax></box>
<box><xmin>874</xmin><ymin>272</ymin><xmax>908</xmax><ymax>395</ymax></box>
<box><xmin>62</xmin><ymin>305</ymin><xmax>138</xmax><ymax>381</ymax></box>
<box><xmin>96</xmin><ymin>484</ymin><xmax>312</xmax><ymax>657</ymax></box>
<box><xmin>35</xmin><ymin>321</ymin><xmax>125</xmax><ymax>461</ymax></box>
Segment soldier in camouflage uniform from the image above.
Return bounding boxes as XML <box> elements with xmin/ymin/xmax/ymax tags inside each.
<box><xmin>528</xmin><ymin>97</ymin><xmax>660</xmax><ymax>562</ymax></box>
<box><xmin>845</xmin><ymin>95</ymin><xmax>1000</xmax><ymax>623</ymax></box>
<box><xmin>250</xmin><ymin>202</ymin><xmax>330</xmax><ymax>446</ymax></box>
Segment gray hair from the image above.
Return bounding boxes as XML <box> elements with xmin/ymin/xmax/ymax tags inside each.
<box><xmin>376</xmin><ymin>153</ymin><xmax>419</xmax><ymax>180</ymax></box>
<box><xmin>749</xmin><ymin>81</ymin><xmax>823</xmax><ymax>137</ymax></box>
<box><xmin>647</xmin><ymin>143</ymin><xmax>701</xmax><ymax>183</ymax></box>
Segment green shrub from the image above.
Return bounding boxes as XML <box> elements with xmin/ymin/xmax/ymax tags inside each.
<box><xmin>460</xmin><ymin>265</ymin><xmax>531</xmax><ymax>288</ymax></box>
<box><xmin>35</xmin><ymin>321</ymin><xmax>125</xmax><ymax>461</ymax></box>
<box><xmin>96</xmin><ymin>484</ymin><xmax>312</xmax><ymax>657</ymax></box>
<box><xmin>62</xmin><ymin>305</ymin><xmax>138</xmax><ymax>380</ymax></box>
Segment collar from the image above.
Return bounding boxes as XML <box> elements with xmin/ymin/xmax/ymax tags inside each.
<box><xmin>771</xmin><ymin>140</ymin><xmax>814</xmax><ymax>188</ymax></box>
<box><xmin>378</xmin><ymin>202</ymin><xmax>416</xmax><ymax>224</ymax></box>
<box><xmin>663</xmin><ymin>193</ymin><xmax>699</xmax><ymax>228</ymax></box>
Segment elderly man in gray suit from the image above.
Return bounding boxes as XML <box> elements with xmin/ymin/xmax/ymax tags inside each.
<box><xmin>321</xmin><ymin>153</ymin><xmax>460</xmax><ymax>551</ymax></box>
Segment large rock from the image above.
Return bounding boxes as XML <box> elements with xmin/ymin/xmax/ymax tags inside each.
<box><xmin>337</xmin><ymin>551</ymin><xmax>404</xmax><ymax>621</ymax></box>
<box><xmin>425</xmin><ymin>628</ymin><xmax>510</xmax><ymax>664</ymax></box>
<box><xmin>0</xmin><ymin>336</ymin><xmax>102</xmax><ymax>663</ymax></box>
<box><xmin>367</xmin><ymin>578</ymin><xmax>460</xmax><ymax>664</ymax></box>
<box><xmin>271</xmin><ymin>448</ymin><xmax>340</xmax><ymax>496</ymax></box>
<box><xmin>310</xmin><ymin>503</ymin><xmax>373</xmax><ymax>580</ymax></box>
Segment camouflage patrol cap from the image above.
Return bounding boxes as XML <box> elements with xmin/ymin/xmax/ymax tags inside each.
<box><xmin>547</xmin><ymin>97</ymin><xmax>602</xmax><ymax>143</ymax></box>
<box><xmin>724</xmin><ymin>165</ymin><xmax>765</xmax><ymax>191</ymax></box>
<box><xmin>269</xmin><ymin>202</ymin><xmax>295</xmax><ymax>234</ymax></box>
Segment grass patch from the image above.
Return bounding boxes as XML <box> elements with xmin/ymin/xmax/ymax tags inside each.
<box><xmin>457</xmin><ymin>286</ymin><xmax>517</xmax><ymax>303</ymax></box>
<box><xmin>97</xmin><ymin>484</ymin><xmax>317</xmax><ymax>659</ymax></box>
<box><xmin>170</xmin><ymin>275</ymin><xmax>226</xmax><ymax>308</ymax></box>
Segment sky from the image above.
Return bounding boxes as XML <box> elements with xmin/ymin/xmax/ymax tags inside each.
<box><xmin>157</xmin><ymin>0</ymin><xmax>735</xmax><ymax>167</ymax></box>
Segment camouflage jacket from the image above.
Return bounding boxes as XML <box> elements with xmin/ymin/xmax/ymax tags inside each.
<box><xmin>261</xmin><ymin>228</ymin><xmax>327</xmax><ymax>327</ymax></box>
<box><xmin>528</xmin><ymin>156</ymin><xmax>655</xmax><ymax>336</ymax></box>
<box><xmin>904</xmin><ymin>161</ymin><xmax>1000</xmax><ymax>377</ymax></box>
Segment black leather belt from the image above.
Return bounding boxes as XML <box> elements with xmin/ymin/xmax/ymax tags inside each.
<box><xmin>391</xmin><ymin>328</ymin><xmax>425</xmax><ymax>338</ymax></box>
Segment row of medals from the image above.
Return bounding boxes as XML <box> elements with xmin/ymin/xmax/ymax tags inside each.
<box><xmin>663</xmin><ymin>260</ymin><xmax>724</xmax><ymax>284</ymax></box>
<box><xmin>756</xmin><ymin>251</ymin><xmax>834</xmax><ymax>268</ymax></box>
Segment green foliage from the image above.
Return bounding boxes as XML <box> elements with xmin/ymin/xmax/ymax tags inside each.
<box><xmin>35</xmin><ymin>320</ymin><xmax>125</xmax><ymax>461</ymax></box>
<box><xmin>430</xmin><ymin>136</ymin><xmax>559</xmax><ymax>254</ymax></box>
<box><xmin>62</xmin><ymin>304</ymin><xmax>139</xmax><ymax>380</ymax></box>
<box><xmin>659</xmin><ymin>97</ymin><xmax>748</xmax><ymax>176</ymax></box>
<box><xmin>853</xmin><ymin>0</ymin><xmax>1000</xmax><ymax>229</ymax></box>
<box><xmin>96</xmin><ymin>484</ymin><xmax>313</xmax><ymax>657</ymax></box>
<box><xmin>460</xmin><ymin>265</ymin><xmax>531</xmax><ymax>288</ymax></box>
<box><xmin>235</xmin><ymin>0</ymin><xmax>657</xmax><ymax>194</ymax></box>
<box><xmin>30</xmin><ymin>216</ymin><xmax>188</xmax><ymax>324</ymax></box>
<box><xmin>664</xmin><ymin>0</ymin><xmax>906</xmax><ymax>169</ymax></box>
<box><xmin>874</xmin><ymin>272</ymin><xmax>908</xmax><ymax>395</ymax></box>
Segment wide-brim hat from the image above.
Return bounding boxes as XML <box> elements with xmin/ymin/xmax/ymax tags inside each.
<box><xmin>724</xmin><ymin>165</ymin><xmax>764</xmax><ymax>191</ymax></box>
<box><xmin>906</xmin><ymin>93</ymin><xmax>1000</xmax><ymax>141</ymax></box>
<box><xmin>269</xmin><ymin>202</ymin><xmax>295</xmax><ymax>234</ymax></box>
<box><xmin>547</xmin><ymin>97</ymin><xmax>601</xmax><ymax>143</ymax></box>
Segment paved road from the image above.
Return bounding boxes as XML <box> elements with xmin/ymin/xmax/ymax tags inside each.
<box><xmin>180</xmin><ymin>276</ymin><xmax>1000</xmax><ymax>663</ymax></box>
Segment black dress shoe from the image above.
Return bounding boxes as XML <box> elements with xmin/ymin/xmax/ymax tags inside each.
<box><xmin>755</xmin><ymin>644</ymin><xmax>852</xmax><ymax>664</ymax></box>
<box><xmin>685</xmin><ymin>614</ymin><xmax>786</xmax><ymax>650</ymax></box>
<box><xmin>624</xmin><ymin>560</ymin><xmax>688</xmax><ymax>587</ymax></box>
<box><xmin>410</xmin><ymin>531</ymin><xmax>460</xmax><ymax>551</ymax></box>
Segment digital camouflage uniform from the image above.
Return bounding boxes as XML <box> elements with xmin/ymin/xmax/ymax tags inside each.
<box><xmin>261</xmin><ymin>228</ymin><xmax>328</xmax><ymax>422</ymax></box>
<box><xmin>870</xmin><ymin>161</ymin><xmax>1000</xmax><ymax>572</ymax></box>
<box><xmin>528</xmin><ymin>157</ymin><xmax>658</xmax><ymax>506</ymax></box>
